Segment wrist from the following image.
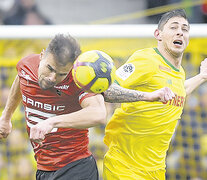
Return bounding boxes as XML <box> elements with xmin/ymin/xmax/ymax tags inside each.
<box><xmin>142</xmin><ymin>92</ymin><xmax>151</xmax><ymax>101</ymax></box>
<box><xmin>46</xmin><ymin>117</ymin><xmax>55</xmax><ymax>128</ymax></box>
<box><xmin>1</xmin><ymin>111</ymin><xmax>12</xmax><ymax>122</ymax></box>
<box><xmin>199</xmin><ymin>73</ymin><xmax>207</xmax><ymax>82</ymax></box>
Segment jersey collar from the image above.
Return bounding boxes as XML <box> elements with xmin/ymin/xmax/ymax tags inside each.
<box><xmin>154</xmin><ymin>48</ymin><xmax>180</xmax><ymax>72</ymax></box>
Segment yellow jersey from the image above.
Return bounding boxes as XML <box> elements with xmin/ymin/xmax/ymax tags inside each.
<box><xmin>104</xmin><ymin>48</ymin><xmax>186</xmax><ymax>174</ymax></box>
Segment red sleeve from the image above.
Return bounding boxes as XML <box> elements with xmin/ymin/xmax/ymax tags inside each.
<box><xmin>78</xmin><ymin>92</ymin><xmax>96</xmax><ymax>104</ymax></box>
<box><xmin>16</xmin><ymin>54</ymin><xmax>39</xmax><ymax>74</ymax></box>
<box><xmin>16</xmin><ymin>57</ymin><xmax>23</xmax><ymax>73</ymax></box>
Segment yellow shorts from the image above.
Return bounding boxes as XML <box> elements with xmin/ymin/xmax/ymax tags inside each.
<box><xmin>103</xmin><ymin>151</ymin><xmax>166</xmax><ymax>180</ymax></box>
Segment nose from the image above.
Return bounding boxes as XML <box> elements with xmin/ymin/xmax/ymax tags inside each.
<box><xmin>48</xmin><ymin>72</ymin><xmax>56</xmax><ymax>82</ymax></box>
<box><xmin>177</xmin><ymin>27</ymin><xmax>183</xmax><ymax>36</ymax></box>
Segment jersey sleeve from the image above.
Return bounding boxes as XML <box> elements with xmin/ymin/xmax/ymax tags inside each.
<box><xmin>16</xmin><ymin>57</ymin><xmax>24</xmax><ymax>73</ymax></box>
<box><xmin>78</xmin><ymin>92</ymin><xmax>96</xmax><ymax>104</ymax></box>
<box><xmin>16</xmin><ymin>54</ymin><xmax>38</xmax><ymax>77</ymax></box>
<box><xmin>115</xmin><ymin>52</ymin><xmax>156</xmax><ymax>89</ymax></box>
<box><xmin>16</xmin><ymin>57</ymin><xmax>28</xmax><ymax>79</ymax></box>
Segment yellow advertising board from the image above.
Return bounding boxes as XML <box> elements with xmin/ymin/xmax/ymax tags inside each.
<box><xmin>0</xmin><ymin>38</ymin><xmax>207</xmax><ymax>69</ymax></box>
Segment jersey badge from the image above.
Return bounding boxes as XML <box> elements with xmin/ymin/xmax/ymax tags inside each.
<box><xmin>166</xmin><ymin>79</ymin><xmax>172</xmax><ymax>85</ymax></box>
<box><xmin>116</xmin><ymin>63</ymin><xmax>135</xmax><ymax>80</ymax></box>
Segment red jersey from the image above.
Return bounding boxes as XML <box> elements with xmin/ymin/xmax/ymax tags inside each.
<box><xmin>16</xmin><ymin>54</ymin><xmax>94</xmax><ymax>171</ymax></box>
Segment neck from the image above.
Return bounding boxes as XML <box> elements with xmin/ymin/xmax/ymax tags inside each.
<box><xmin>157</xmin><ymin>46</ymin><xmax>183</xmax><ymax>69</ymax></box>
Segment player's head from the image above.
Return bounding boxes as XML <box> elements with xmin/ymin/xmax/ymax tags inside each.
<box><xmin>154</xmin><ymin>9</ymin><xmax>190</xmax><ymax>58</ymax></box>
<box><xmin>38</xmin><ymin>34</ymin><xmax>81</xmax><ymax>90</ymax></box>
<box><xmin>157</xmin><ymin>9</ymin><xmax>189</xmax><ymax>30</ymax></box>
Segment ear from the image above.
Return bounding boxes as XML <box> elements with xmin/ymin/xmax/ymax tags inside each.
<box><xmin>40</xmin><ymin>49</ymin><xmax>45</xmax><ymax>61</ymax></box>
<box><xmin>154</xmin><ymin>29</ymin><xmax>162</xmax><ymax>41</ymax></box>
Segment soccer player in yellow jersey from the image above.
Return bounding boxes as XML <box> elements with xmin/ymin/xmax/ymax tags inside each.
<box><xmin>103</xmin><ymin>9</ymin><xmax>207</xmax><ymax>180</ymax></box>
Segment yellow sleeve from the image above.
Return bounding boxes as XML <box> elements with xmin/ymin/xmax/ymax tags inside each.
<box><xmin>115</xmin><ymin>52</ymin><xmax>156</xmax><ymax>89</ymax></box>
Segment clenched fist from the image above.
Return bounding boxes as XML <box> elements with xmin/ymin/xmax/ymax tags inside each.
<box><xmin>147</xmin><ymin>87</ymin><xmax>175</xmax><ymax>104</ymax></box>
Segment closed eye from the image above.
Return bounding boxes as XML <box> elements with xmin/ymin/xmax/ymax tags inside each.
<box><xmin>170</xmin><ymin>26</ymin><xmax>177</xmax><ymax>30</ymax></box>
<box><xmin>59</xmin><ymin>73</ymin><xmax>67</xmax><ymax>76</ymax></box>
<box><xmin>47</xmin><ymin>65</ymin><xmax>55</xmax><ymax>72</ymax></box>
<box><xmin>182</xmin><ymin>28</ymin><xmax>189</xmax><ymax>32</ymax></box>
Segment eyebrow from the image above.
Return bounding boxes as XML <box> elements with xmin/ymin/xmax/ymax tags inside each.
<box><xmin>170</xmin><ymin>22</ymin><xmax>189</xmax><ymax>28</ymax></box>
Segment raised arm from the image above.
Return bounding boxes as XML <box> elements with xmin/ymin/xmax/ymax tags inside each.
<box><xmin>0</xmin><ymin>75</ymin><xmax>22</xmax><ymax>138</ymax></box>
<box><xmin>47</xmin><ymin>94</ymin><xmax>106</xmax><ymax>128</ymax></box>
<box><xmin>185</xmin><ymin>58</ymin><xmax>207</xmax><ymax>96</ymax></box>
<box><xmin>30</xmin><ymin>94</ymin><xmax>107</xmax><ymax>144</ymax></box>
<box><xmin>103</xmin><ymin>82</ymin><xmax>175</xmax><ymax>103</ymax></box>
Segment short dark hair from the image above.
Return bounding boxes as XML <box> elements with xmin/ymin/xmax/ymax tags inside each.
<box><xmin>158</xmin><ymin>9</ymin><xmax>189</xmax><ymax>30</ymax></box>
<box><xmin>46</xmin><ymin>34</ymin><xmax>81</xmax><ymax>65</ymax></box>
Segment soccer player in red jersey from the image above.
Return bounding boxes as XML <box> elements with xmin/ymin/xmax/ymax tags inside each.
<box><xmin>0</xmin><ymin>34</ymin><xmax>107</xmax><ymax>180</ymax></box>
<box><xmin>0</xmin><ymin>33</ymin><xmax>176</xmax><ymax>179</ymax></box>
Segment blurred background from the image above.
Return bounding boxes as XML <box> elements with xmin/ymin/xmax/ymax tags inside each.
<box><xmin>0</xmin><ymin>0</ymin><xmax>207</xmax><ymax>179</ymax></box>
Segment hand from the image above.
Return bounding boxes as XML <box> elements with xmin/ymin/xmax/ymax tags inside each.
<box><xmin>0</xmin><ymin>116</ymin><xmax>12</xmax><ymax>139</ymax></box>
<box><xmin>30</xmin><ymin>120</ymin><xmax>53</xmax><ymax>145</ymax></box>
<box><xmin>200</xmin><ymin>58</ymin><xmax>207</xmax><ymax>80</ymax></box>
<box><xmin>147</xmin><ymin>87</ymin><xmax>175</xmax><ymax>104</ymax></box>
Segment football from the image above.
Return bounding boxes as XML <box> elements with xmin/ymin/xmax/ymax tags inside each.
<box><xmin>72</xmin><ymin>50</ymin><xmax>116</xmax><ymax>93</ymax></box>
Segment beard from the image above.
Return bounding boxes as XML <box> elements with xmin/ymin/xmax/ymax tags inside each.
<box><xmin>38</xmin><ymin>77</ymin><xmax>55</xmax><ymax>90</ymax></box>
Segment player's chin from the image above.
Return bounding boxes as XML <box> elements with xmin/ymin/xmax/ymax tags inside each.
<box><xmin>39</xmin><ymin>80</ymin><xmax>54</xmax><ymax>90</ymax></box>
<box><xmin>173</xmin><ymin>45</ymin><xmax>185</xmax><ymax>52</ymax></box>
<box><xmin>172</xmin><ymin>48</ymin><xmax>184</xmax><ymax>57</ymax></box>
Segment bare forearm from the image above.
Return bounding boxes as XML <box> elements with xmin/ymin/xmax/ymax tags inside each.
<box><xmin>185</xmin><ymin>74</ymin><xmax>205</xmax><ymax>96</ymax></box>
<box><xmin>2</xmin><ymin>75</ymin><xmax>22</xmax><ymax>119</ymax></box>
<box><xmin>29</xmin><ymin>95</ymin><xmax>107</xmax><ymax>143</ymax></box>
<box><xmin>48</xmin><ymin>107</ymin><xmax>106</xmax><ymax>129</ymax></box>
<box><xmin>103</xmin><ymin>83</ymin><xmax>147</xmax><ymax>103</ymax></box>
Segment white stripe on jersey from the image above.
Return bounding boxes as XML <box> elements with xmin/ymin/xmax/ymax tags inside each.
<box><xmin>26</xmin><ymin>107</ymin><xmax>58</xmax><ymax>133</ymax></box>
<box><xmin>79</xmin><ymin>92</ymin><xmax>89</xmax><ymax>103</ymax></box>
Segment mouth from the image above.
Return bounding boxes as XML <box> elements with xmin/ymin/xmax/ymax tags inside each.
<box><xmin>45</xmin><ymin>80</ymin><xmax>55</xmax><ymax>87</ymax></box>
<box><xmin>173</xmin><ymin>40</ymin><xmax>183</xmax><ymax>46</ymax></box>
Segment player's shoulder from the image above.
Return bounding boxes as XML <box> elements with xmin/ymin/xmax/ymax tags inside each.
<box><xmin>128</xmin><ymin>48</ymin><xmax>157</xmax><ymax>63</ymax></box>
<box><xmin>17</xmin><ymin>54</ymin><xmax>40</xmax><ymax>66</ymax></box>
<box><xmin>116</xmin><ymin>48</ymin><xmax>158</xmax><ymax>81</ymax></box>
<box><xmin>17</xmin><ymin>54</ymin><xmax>40</xmax><ymax>70</ymax></box>
<box><xmin>16</xmin><ymin>54</ymin><xmax>40</xmax><ymax>80</ymax></box>
<box><xmin>126</xmin><ymin>48</ymin><xmax>158</xmax><ymax>71</ymax></box>
<box><xmin>133</xmin><ymin>47</ymin><xmax>155</xmax><ymax>55</ymax></box>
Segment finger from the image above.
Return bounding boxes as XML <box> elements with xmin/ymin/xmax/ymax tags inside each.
<box><xmin>170</xmin><ymin>90</ymin><xmax>175</xmax><ymax>98</ymax></box>
<box><xmin>31</xmin><ymin>139</ymin><xmax>43</xmax><ymax>146</ymax></box>
<box><xmin>39</xmin><ymin>131</ymin><xmax>45</xmax><ymax>141</ymax></box>
<box><xmin>201</xmin><ymin>59</ymin><xmax>207</xmax><ymax>67</ymax></box>
<box><xmin>30</xmin><ymin>131</ymin><xmax>44</xmax><ymax>142</ymax></box>
<box><xmin>0</xmin><ymin>132</ymin><xmax>9</xmax><ymax>138</ymax></box>
<box><xmin>164</xmin><ymin>89</ymin><xmax>173</xmax><ymax>103</ymax></box>
<box><xmin>30</xmin><ymin>125</ymin><xmax>41</xmax><ymax>138</ymax></box>
<box><xmin>164</xmin><ymin>91</ymin><xmax>170</xmax><ymax>102</ymax></box>
<box><xmin>203</xmin><ymin>58</ymin><xmax>207</xmax><ymax>63</ymax></box>
<box><xmin>2</xmin><ymin>134</ymin><xmax>8</xmax><ymax>138</ymax></box>
<box><xmin>0</xmin><ymin>134</ymin><xmax>6</xmax><ymax>139</ymax></box>
<box><xmin>160</xmin><ymin>87</ymin><xmax>169</xmax><ymax>102</ymax></box>
<box><xmin>30</xmin><ymin>131</ymin><xmax>44</xmax><ymax>145</ymax></box>
<box><xmin>159</xmin><ymin>91</ymin><xmax>165</xmax><ymax>102</ymax></box>
<box><xmin>166</xmin><ymin>87</ymin><xmax>175</xmax><ymax>99</ymax></box>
